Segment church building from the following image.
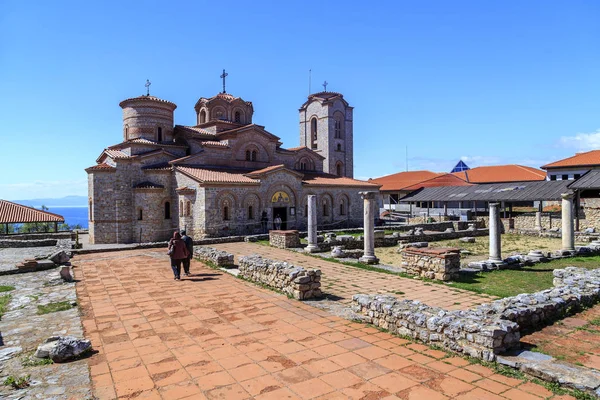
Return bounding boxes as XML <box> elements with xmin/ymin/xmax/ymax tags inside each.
<box><xmin>86</xmin><ymin>78</ymin><xmax>379</xmax><ymax>243</ymax></box>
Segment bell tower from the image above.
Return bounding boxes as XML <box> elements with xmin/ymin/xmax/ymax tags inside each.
<box><xmin>299</xmin><ymin>90</ymin><xmax>353</xmax><ymax>178</ymax></box>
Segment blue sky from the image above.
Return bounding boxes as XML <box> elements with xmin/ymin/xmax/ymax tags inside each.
<box><xmin>1</xmin><ymin>1</ymin><xmax>599</xmax><ymax>200</ymax></box>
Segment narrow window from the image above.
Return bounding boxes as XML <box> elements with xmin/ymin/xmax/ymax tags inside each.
<box><xmin>340</xmin><ymin>202</ymin><xmax>346</xmax><ymax>215</ymax></box>
<box><xmin>300</xmin><ymin>162</ymin><xmax>306</xmax><ymax>170</ymax></box>
<box><xmin>248</xmin><ymin>205</ymin><xmax>254</xmax><ymax>220</ymax></box>
<box><xmin>337</xmin><ymin>143</ymin><xmax>342</xmax><ymax>151</ymax></box>
<box><xmin>251</xmin><ymin>150</ymin><xmax>257</xmax><ymax>161</ymax></box>
<box><xmin>200</xmin><ymin>110</ymin><xmax>206</xmax><ymax>124</ymax></box>
<box><xmin>223</xmin><ymin>206</ymin><xmax>229</xmax><ymax>220</ymax></box>
<box><xmin>335</xmin><ymin>119</ymin><xmax>341</xmax><ymax>138</ymax></box>
<box><xmin>336</xmin><ymin>162</ymin><xmax>343</xmax><ymax>176</ymax></box>
<box><xmin>164</xmin><ymin>202</ymin><xmax>171</xmax><ymax>219</ymax></box>
<box><xmin>323</xmin><ymin>202</ymin><xmax>329</xmax><ymax>217</ymax></box>
<box><xmin>138</xmin><ymin>209</ymin><xmax>143</xmax><ymax>220</ymax></box>
<box><xmin>245</xmin><ymin>150</ymin><xmax>251</xmax><ymax>161</ymax></box>
<box><xmin>235</xmin><ymin>111</ymin><xmax>241</xmax><ymax>123</ymax></box>
<box><xmin>157</xmin><ymin>127</ymin><xmax>162</xmax><ymax>141</ymax></box>
<box><xmin>179</xmin><ymin>200</ymin><xmax>184</xmax><ymax>216</ymax></box>
<box><xmin>125</xmin><ymin>124</ymin><xmax>129</xmax><ymax>140</ymax></box>
<box><xmin>311</xmin><ymin>117</ymin><xmax>318</xmax><ymax>149</ymax></box>
<box><xmin>186</xmin><ymin>201</ymin><xmax>191</xmax><ymax>216</ymax></box>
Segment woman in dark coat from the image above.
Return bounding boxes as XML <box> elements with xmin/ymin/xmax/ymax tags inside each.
<box><xmin>168</xmin><ymin>231</ymin><xmax>189</xmax><ymax>280</ymax></box>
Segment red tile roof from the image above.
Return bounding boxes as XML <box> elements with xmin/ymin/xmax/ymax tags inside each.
<box><xmin>176</xmin><ymin>166</ymin><xmax>259</xmax><ymax>185</ymax></box>
<box><xmin>85</xmin><ymin>163</ymin><xmax>116</xmax><ymax>172</ymax></box>
<box><xmin>0</xmin><ymin>200</ymin><xmax>65</xmax><ymax>224</ymax></box>
<box><xmin>403</xmin><ymin>173</ymin><xmax>473</xmax><ymax>191</ymax></box>
<box><xmin>119</xmin><ymin>95</ymin><xmax>177</xmax><ymax>109</ymax></box>
<box><xmin>201</xmin><ymin>141</ymin><xmax>230</xmax><ymax>149</ymax></box>
<box><xmin>452</xmin><ymin>165</ymin><xmax>546</xmax><ymax>183</ymax></box>
<box><xmin>302</xmin><ymin>173</ymin><xmax>380</xmax><ymax>188</ymax></box>
<box><xmin>369</xmin><ymin>171</ymin><xmax>442</xmax><ymax>192</ymax></box>
<box><xmin>541</xmin><ymin>150</ymin><xmax>600</xmax><ymax>169</ymax></box>
<box><xmin>104</xmin><ymin>149</ymin><xmax>130</xmax><ymax>159</ymax></box>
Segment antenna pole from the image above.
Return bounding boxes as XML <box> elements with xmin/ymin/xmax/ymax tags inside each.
<box><xmin>309</xmin><ymin>69</ymin><xmax>312</xmax><ymax>95</ymax></box>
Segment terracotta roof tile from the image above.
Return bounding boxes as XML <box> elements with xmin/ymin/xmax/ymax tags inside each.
<box><xmin>452</xmin><ymin>165</ymin><xmax>546</xmax><ymax>183</ymax></box>
<box><xmin>176</xmin><ymin>166</ymin><xmax>259</xmax><ymax>184</ymax></box>
<box><xmin>119</xmin><ymin>95</ymin><xmax>177</xmax><ymax>109</ymax></box>
<box><xmin>369</xmin><ymin>171</ymin><xmax>442</xmax><ymax>191</ymax></box>
<box><xmin>302</xmin><ymin>173</ymin><xmax>380</xmax><ymax>187</ymax></box>
<box><xmin>85</xmin><ymin>163</ymin><xmax>116</xmax><ymax>172</ymax></box>
<box><xmin>0</xmin><ymin>200</ymin><xmax>65</xmax><ymax>224</ymax></box>
<box><xmin>201</xmin><ymin>141</ymin><xmax>230</xmax><ymax>149</ymax></box>
<box><xmin>403</xmin><ymin>173</ymin><xmax>473</xmax><ymax>191</ymax></box>
<box><xmin>175</xmin><ymin>125</ymin><xmax>216</xmax><ymax>137</ymax></box>
<box><xmin>105</xmin><ymin>149</ymin><xmax>130</xmax><ymax>159</ymax></box>
<box><xmin>247</xmin><ymin>164</ymin><xmax>287</xmax><ymax>176</ymax></box>
<box><xmin>541</xmin><ymin>150</ymin><xmax>600</xmax><ymax>169</ymax></box>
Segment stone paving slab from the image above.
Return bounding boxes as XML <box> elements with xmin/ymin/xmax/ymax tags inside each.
<box><xmin>212</xmin><ymin>243</ymin><xmax>493</xmax><ymax>310</ymax></box>
<box><xmin>0</xmin><ymin>267</ymin><xmax>92</xmax><ymax>399</ymax></box>
<box><xmin>72</xmin><ymin>249</ymin><xmax>574</xmax><ymax>400</ymax></box>
<box><xmin>0</xmin><ymin>239</ymin><xmax>71</xmax><ymax>273</ymax></box>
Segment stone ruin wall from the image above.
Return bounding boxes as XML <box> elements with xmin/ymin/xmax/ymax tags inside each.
<box><xmin>194</xmin><ymin>247</ymin><xmax>234</xmax><ymax>267</ymax></box>
<box><xmin>238</xmin><ymin>255</ymin><xmax>322</xmax><ymax>300</ymax></box>
<box><xmin>353</xmin><ymin>267</ymin><xmax>600</xmax><ymax>362</ymax></box>
<box><xmin>269</xmin><ymin>230</ymin><xmax>301</xmax><ymax>249</ymax></box>
<box><xmin>400</xmin><ymin>247</ymin><xmax>460</xmax><ymax>281</ymax></box>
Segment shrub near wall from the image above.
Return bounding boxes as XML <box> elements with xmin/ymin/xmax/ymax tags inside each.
<box><xmin>238</xmin><ymin>255</ymin><xmax>322</xmax><ymax>300</ymax></box>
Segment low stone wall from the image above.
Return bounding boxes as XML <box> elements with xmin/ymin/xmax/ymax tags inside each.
<box><xmin>1</xmin><ymin>232</ymin><xmax>72</xmax><ymax>240</ymax></box>
<box><xmin>194</xmin><ymin>247</ymin><xmax>234</xmax><ymax>267</ymax></box>
<box><xmin>0</xmin><ymin>239</ymin><xmax>58</xmax><ymax>248</ymax></box>
<box><xmin>269</xmin><ymin>230</ymin><xmax>301</xmax><ymax>249</ymax></box>
<box><xmin>353</xmin><ymin>266</ymin><xmax>600</xmax><ymax>361</ymax></box>
<box><xmin>400</xmin><ymin>247</ymin><xmax>460</xmax><ymax>281</ymax></box>
<box><xmin>238</xmin><ymin>255</ymin><xmax>322</xmax><ymax>300</ymax></box>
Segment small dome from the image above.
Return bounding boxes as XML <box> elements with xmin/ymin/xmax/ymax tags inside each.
<box><xmin>119</xmin><ymin>95</ymin><xmax>177</xmax><ymax>110</ymax></box>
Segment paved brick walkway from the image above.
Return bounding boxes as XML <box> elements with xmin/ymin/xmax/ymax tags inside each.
<box><xmin>73</xmin><ymin>249</ymin><xmax>576</xmax><ymax>400</ymax></box>
<box><xmin>521</xmin><ymin>304</ymin><xmax>600</xmax><ymax>371</ymax></box>
<box><xmin>212</xmin><ymin>243</ymin><xmax>492</xmax><ymax>310</ymax></box>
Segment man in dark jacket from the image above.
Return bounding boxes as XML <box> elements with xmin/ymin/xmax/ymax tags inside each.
<box><xmin>180</xmin><ymin>229</ymin><xmax>194</xmax><ymax>276</ymax></box>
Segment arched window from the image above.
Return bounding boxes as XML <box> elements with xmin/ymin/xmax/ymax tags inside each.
<box><xmin>199</xmin><ymin>110</ymin><xmax>206</xmax><ymax>124</ymax></box>
<box><xmin>251</xmin><ymin>150</ymin><xmax>257</xmax><ymax>161</ymax></box>
<box><xmin>311</xmin><ymin>118</ymin><xmax>318</xmax><ymax>149</ymax></box>
<box><xmin>337</xmin><ymin>143</ymin><xmax>342</xmax><ymax>151</ymax></box>
<box><xmin>124</xmin><ymin>124</ymin><xmax>129</xmax><ymax>140</ymax></box>
<box><xmin>248</xmin><ymin>205</ymin><xmax>254</xmax><ymax>220</ymax></box>
<box><xmin>164</xmin><ymin>202</ymin><xmax>171</xmax><ymax>219</ymax></box>
<box><xmin>179</xmin><ymin>200</ymin><xmax>183</xmax><ymax>217</ymax></box>
<box><xmin>323</xmin><ymin>201</ymin><xmax>329</xmax><ymax>217</ymax></box>
<box><xmin>234</xmin><ymin>111</ymin><xmax>241</xmax><ymax>123</ymax></box>
<box><xmin>157</xmin><ymin>127</ymin><xmax>162</xmax><ymax>142</ymax></box>
<box><xmin>246</xmin><ymin>150</ymin><xmax>251</xmax><ymax>161</ymax></box>
<box><xmin>138</xmin><ymin>208</ymin><xmax>143</xmax><ymax>220</ymax></box>
<box><xmin>186</xmin><ymin>201</ymin><xmax>191</xmax><ymax>216</ymax></box>
<box><xmin>223</xmin><ymin>206</ymin><xmax>230</xmax><ymax>220</ymax></box>
<box><xmin>336</xmin><ymin>162</ymin><xmax>343</xmax><ymax>176</ymax></box>
<box><xmin>300</xmin><ymin>162</ymin><xmax>306</xmax><ymax>170</ymax></box>
<box><xmin>340</xmin><ymin>202</ymin><xmax>346</xmax><ymax>215</ymax></box>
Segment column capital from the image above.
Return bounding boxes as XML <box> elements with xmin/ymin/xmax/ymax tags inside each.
<box><xmin>561</xmin><ymin>192</ymin><xmax>574</xmax><ymax>200</ymax></box>
<box><xmin>488</xmin><ymin>202</ymin><xmax>500</xmax><ymax>208</ymax></box>
<box><xmin>359</xmin><ymin>191</ymin><xmax>377</xmax><ymax>200</ymax></box>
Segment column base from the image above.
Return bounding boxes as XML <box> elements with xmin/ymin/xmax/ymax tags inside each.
<box><xmin>304</xmin><ymin>244</ymin><xmax>319</xmax><ymax>253</ymax></box>
<box><xmin>359</xmin><ymin>255</ymin><xmax>379</xmax><ymax>265</ymax></box>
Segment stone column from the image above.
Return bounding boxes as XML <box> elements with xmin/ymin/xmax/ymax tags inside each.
<box><xmin>562</xmin><ymin>192</ymin><xmax>575</xmax><ymax>251</ymax></box>
<box><xmin>359</xmin><ymin>191</ymin><xmax>379</xmax><ymax>264</ymax></box>
<box><xmin>488</xmin><ymin>202</ymin><xmax>502</xmax><ymax>262</ymax></box>
<box><xmin>535</xmin><ymin>211</ymin><xmax>542</xmax><ymax>230</ymax></box>
<box><xmin>305</xmin><ymin>195</ymin><xmax>319</xmax><ymax>253</ymax></box>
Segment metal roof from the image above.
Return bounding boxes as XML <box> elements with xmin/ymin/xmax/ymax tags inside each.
<box><xmin>568</xmin><ymin>170</ymin><xmax>600</xmax><ymax>190</ymax></box>
<box><xmin>399</xmin><ymin>180</ymin><xmax>572</xmax><ymax>202</ymax></box>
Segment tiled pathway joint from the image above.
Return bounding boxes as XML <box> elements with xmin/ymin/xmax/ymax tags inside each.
<box><xmin>75</xmin><ymin>249</ymin><xmax>572</xmax><ymax>399</ymax></box>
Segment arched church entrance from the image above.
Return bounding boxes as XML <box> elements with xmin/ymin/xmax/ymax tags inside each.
<box><xmin>271</xmin><ymin>190</ymin><xmax>292</xmax><ymax>230</ymax></box>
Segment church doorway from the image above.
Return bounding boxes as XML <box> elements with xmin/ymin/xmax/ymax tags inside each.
<box><xmin>273</xmin><ymin>207</ymin><xmax>287</xmax><ymax>230</ymax></box>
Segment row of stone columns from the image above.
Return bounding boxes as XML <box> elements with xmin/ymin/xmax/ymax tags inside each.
<box><xmin>487</xmin><ymin>192</ymin><xmax>575</xmax><ymax>263</ymax></box>
<box><xmin>304</xmin><ymin>192</ymin><xmax>379</xmax><ymax>264</ymax></box>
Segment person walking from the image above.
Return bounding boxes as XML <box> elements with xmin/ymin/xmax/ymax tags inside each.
<box><xmin>274</xmin><ymin>215</ymin><xmax>282</xmax><ymax>230</ymax></box>
<box><xmin>180</xmin><ymin>229</ymin><xmax>194</xmax><ymax>276</ymax></box>
<box><xmin>167</xmin><ymin>231</ymin><xmax>189</xmax><ymax>280</ymax></box>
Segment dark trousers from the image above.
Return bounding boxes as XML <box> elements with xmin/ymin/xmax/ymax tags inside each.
<box><xmin>171</xmin><ymin>258</ymin><xmax>183</xmax><ymax>278</ymax></box>
<box><xmin>182</xmin><ymin>256</ymin><xmax>191</xmax><ymax>274</ymax></box>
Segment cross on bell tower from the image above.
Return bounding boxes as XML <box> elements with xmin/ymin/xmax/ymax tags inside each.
<box><xmin>145</xmin><ymin>79</ymin><xmax>151</xmax><ymax>96</ymax></box>
<box><xmin>220</xmin><ymin>69</ymin><xmax>228</xmax><ymax>93</ymax></box>
<box><xmin>322</xmin><ymin>81</ymin><xmax>328</xmax><ymax>92</ymax></box>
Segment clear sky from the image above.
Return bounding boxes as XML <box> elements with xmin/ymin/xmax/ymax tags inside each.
<box><xmin>1</xmin><ymin>1</ymin><xmax>599</xmax><ymax>200</ymax></box>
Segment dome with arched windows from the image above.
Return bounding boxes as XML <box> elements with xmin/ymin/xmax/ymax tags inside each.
<box><xmin>194</xmin><ymin>93</ymin><xmax>253</xmax><ymax>126</ymax></box>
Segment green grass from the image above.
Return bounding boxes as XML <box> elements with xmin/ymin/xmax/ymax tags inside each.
<box><xmin>21</xmin><ymin>354</ymin><xmax>53</xmax><ymax>367</ymax></box>
<box><xmin>0</xmin><ymin>294</ymin><xmax>11</xmax><ymax>320</ymax></box>
<box><xmin>37</xmin><ymin>301</ymin><xmax>75</xmax><ymax>315</ymax></box>
<box><xmin>447</xmin><ymin>256</ymin><xmax>600</xmax><ymax>298</ymax></box>
<box><xmin>0</xmin><ymin>285</ymin><xmax>15</xmax><ymax>292</ymax></box>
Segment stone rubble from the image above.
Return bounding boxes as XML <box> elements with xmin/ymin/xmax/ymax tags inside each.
<box><xmin>353</xmin><ymin>266</ymin><xmax>600</xmax><ymax>362</ymax></box>
<box><xmin>194</xmin><ymin>246</ymin><xmax>234</xmax><ymax>267</ymax></box>
<box><xmin>35</xmin><ymin>336</ymin><xmax>92</xmax><ymax>363</ymax></box>
<box><xmin>238</xmin><ymin>254</ymin><xmax>322</xmax><ymax>300</ymax></box>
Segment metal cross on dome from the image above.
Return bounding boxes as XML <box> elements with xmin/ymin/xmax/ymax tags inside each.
<box><xmin>145</xmin><ymin>79</ymin><xmax>151</xmax><ymax>96</ymax></box>
<box><xmin>322</xmin><ymin>81</ymin><xmax>328</xmax><ymax>92</ymax></box>
<box><xmin>220</xmin><ymin>69</ymin><xmax>228</xmax><ymax>93</ymax></box>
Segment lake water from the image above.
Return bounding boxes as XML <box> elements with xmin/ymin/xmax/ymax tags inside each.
<box><xmin>46</xmin><ymin>206</ymin><xmax>89</xmax><ymax>229</ymax></box>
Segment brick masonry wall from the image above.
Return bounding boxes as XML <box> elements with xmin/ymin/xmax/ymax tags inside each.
<box><xmin>400</xmin><ymin>247</ymin><xmax>461</xmax><ymax>281</ymax></box>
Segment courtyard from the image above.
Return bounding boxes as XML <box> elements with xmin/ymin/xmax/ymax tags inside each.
<box><xmin>73</xmin><ymin>248</ymin><xmax>577</xmax><ymax>400</ymax></box>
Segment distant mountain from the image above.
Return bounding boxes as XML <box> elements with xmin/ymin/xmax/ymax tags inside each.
<box><xmin>11</xmin><ymin>195</ymin><xmax>88</xmax><ymax>208</ymax></box>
